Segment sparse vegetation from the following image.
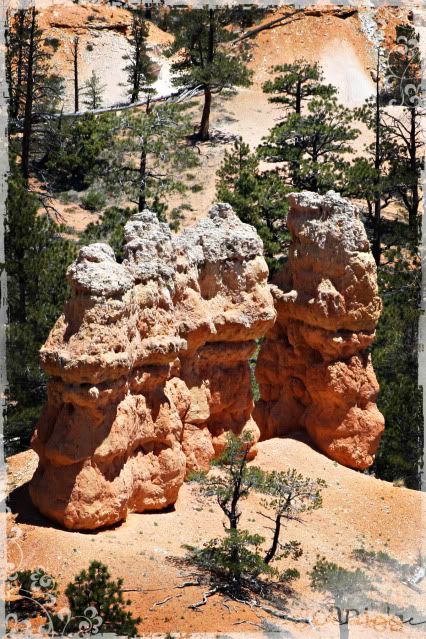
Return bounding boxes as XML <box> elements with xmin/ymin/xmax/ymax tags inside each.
<box><xmin>81</xmin><ymin>188</ymin><xmax>107</xmax><ymax>211</ymax></box>
<box><xmin>2</xmin><ymin>13</ymin><xmax>424</xmax><ymax>638</ymax></box>
<box><xmin>186</xmin><ymin>433</ymin><xmax>325</xmax><ymax>600</ymax></box>
<box><xmin>310</xmin><ymin>558</ymin><xmax>371</xmax><ymax>638</ymax></box>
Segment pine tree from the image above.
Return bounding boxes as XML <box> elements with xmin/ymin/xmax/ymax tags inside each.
<box><xmin>259</xmin><ymin>96</ymin><xmax>359</xmax><ymax>193</ymax></box>
<box><xmin>350</xmin><ymin>50</ymin><xmax>393</xmax><ymax>266</ymax></box>
<box><xmin>216</xmin><ymin>138</ymin><xmax>290</xmax><ymax>272</ymax></box>
<box><xmin>64</xmin><ymin>561</ymin><xmax>141</xmax><ymax>637</ymax></box>
<box><xmin>71</xmin><ymin>36</ymin><xmax>79</xmax><ymax>112</ymax></box>
<box><xmin>5</xmin><ymin>8</ymin><xmax>28</xmax><ymax>120</ymax></box>
<box><xmin>262</xmin><ymin>60</ymin><xmax>336</xmax><ymax>185</ymax></box>
<box><xmin>372</xmin><ymin>246</ymin><xmax>423</xmax><ymax>489</ymax></box>
<box><xmin>258</xmin><ymin>469</ymin><xmax>325</xmax><ymax>565</ymax></box>
<box><xmin>262</xmin><ymin>60</ymin><xmax>336</xmax><ymax>115</ymax></box>
<box><xmin>82</xmin><ymin>70</ymin><xmax>106</xmax><ymax>110</ymax></box>
<box><xmin>123</xmin><ymin>8</ymin><xmax>156</xmax><ymax>103</ymax></box>
<box><xmin>44</xmin><ymin>112</ymin><xmax>117</xmax><ymax>190</ymax></box>
<box><xmin>383</xmin><ymin>23</ymin><xmax>423</xmax><ymax>239</ymax></box>
<box><xmin>101</xmin><ymin>101</ymin><xmax>198</xmax><ymax>216</ymax></box>
<box><xmin>386</xmin><ymin>106</ymin><xmax>424</xmax><ymax>240</ymax></box>
<box><xmin>6</xmin><ymin>6</ymin><xmax>64</xmax><ymax>180</ymax></box>
<box><xmin>4</xmin><ymin>165</ymin><xmax>76</xmax><ymax>454</ymax></box>
<box><xmin>350</xmin><ymin>36</ymin><xmax>423</xmax><ymax>263</ymax></box>
<box><xmin>187</xmin><ymin>433</ymin><xmax>324</xmax><ymax>594</ymax></box>
<box><xmin>167</xmin><ymin>8</ymin><xmax>252</xmax><ymax>141</ymax></box>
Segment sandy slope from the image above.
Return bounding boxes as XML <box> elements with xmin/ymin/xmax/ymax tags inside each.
<box><xmin>6</xmin><ymin>438</ymin><xmax>425</xmax><ymax>637</ymax></box>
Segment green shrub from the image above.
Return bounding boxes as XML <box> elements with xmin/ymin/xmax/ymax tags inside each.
<box><xmin>9</xmin><ymin>568</ymin><xmax>57</xmax><ymax>597</ymax></box>
<box><xmin>81</xmin><ymin>189</ymin><xmax>106</xmax><ymax>212</ymax></box>
<box><xmin>44</xmin><ymin>37</ymin><xmax>60</xmax><ymax>51</ymax></box>
<box><xmin>186</xmin><ymin>529</ymin><xmax>276</xmax><ymax>588</ymax></box>
<box><xmin>186</xmin><ymin>469</ymin><xmax>208</xmax><ymax>483</ymax></box>
<box><xmin>64</xmin><ymin>561</ymin><xmax>141</xmax><ymax>637</ymax></box>
<box><xmin>7</xmin><ymin>568</ymin><xmax>58</xmax><ymax>620</ymax></box>
<box><xmin>280</xmin><ymin>568</ymin><xmax>300</xmax><ymax>582</ymax></box>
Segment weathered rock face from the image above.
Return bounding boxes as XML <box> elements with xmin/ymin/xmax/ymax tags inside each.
<box><xmin>254</xmin><ymin>191</ymin><xmax>384</xmax><ymax>469</ymax></box>
<box><xmin>29</xmin><ymin>204</ymin><xmax>275</xmax><ymax>530</ymax></box>
<box><xmin>30</xmin><ymin>191</ymin><xmax>385</xmax><ymax>529</ymax></box>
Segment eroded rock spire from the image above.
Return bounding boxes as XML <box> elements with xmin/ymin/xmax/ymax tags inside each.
<box><xmin>254</xmin><ymin>191</ymin><xmax>385</xmax><ymax>469</ymax></box>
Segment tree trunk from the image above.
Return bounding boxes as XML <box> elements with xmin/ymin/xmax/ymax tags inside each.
<box><xmin>13</xmin><ymin>11</ymin><xmax>26</xmax><ymax>119</ymax></box>
<box><xmin>264</xmin><ymin>515</ymin><xmax>281</xmax><ymax>564</ymax></box>
<box><xmin>372</xmin><ymin>49</ymin><xmax>381</xmax><ymax>267</ymax></box>
<box><xmin>408</xmin><ymin>107</ymin><xmax>419</xmax><ymax>240</ymax></box>
<box><xmin>336</xmin><ymin>608</ymin><xmax>350</xmax><ymax>639</ymax></box>
<box><xmin>138</xmin><ymin>142</ymin><xmax>147</xmax><ymax>212</ymax></box>
<box><xmin>21</xmin><ymin>7</ymin><xmax>36</xmax><ymax>181</ymax></box>
<box><xmin>295</xmin><ymin>80</ymin><xmax>302</xmax><ymax>115</ymax></box>
<box><xmin>73</xmin><ymin>37</ymin><xmax>79</xmax><ymax>113</ymax></box>
<box><xmin>131</xmin><ymin>44</ymin><xmax>141</xmax><ymax>104</ymax></box>
<box><xmin>198</xmin><ymin>87</ymin><xmax>212</xmax><ymax>141</ymax></box>
<box><xmin>197</xmin><ymin>9</ymin><xmax>215</xmax><ymax>141</ymax></box>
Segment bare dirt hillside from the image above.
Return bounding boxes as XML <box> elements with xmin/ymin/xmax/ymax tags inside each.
<box><xmin>38</xmin><ymin>3</ymin><xmax>173</xmax><ymax>110</ymax></box>
<box><xmin>6</xmin><ymin>438</ymin><xmax>425</xmax><ymax>638</ymax></box>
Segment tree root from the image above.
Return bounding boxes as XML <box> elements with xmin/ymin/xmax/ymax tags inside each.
<box><xmin>257</xmin><ymin>604</ymin><xmax>313</xmax><ymax>626</ymax></box>
<box><xmin>149</xmin><ymin>595</ymin><xmax>174</xmax><ymax>610</ymax></box>
<box><xmin>175</xmin><ymin>578</ymin><xmax>201</xmax><ymax>589</ymax></box>
<box><xmin>233</xmin><ymin>620</ymin><xmax>263</xmax><ymax>629</ymax></box>
<box><xmin>122</xmin><ymin>587</ymin><xmax>166</xmax><ymax>593</ymax></box>
<box><xmin>188</xmin><ymin>587</ymin><xmax>219</xmax><ymax>609</ymax></box>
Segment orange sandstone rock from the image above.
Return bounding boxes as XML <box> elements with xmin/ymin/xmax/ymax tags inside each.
<box><xmin>30</xmin><ymin>204</ymin><xmax>275</xmax><ymax>530</ymax></box>
<box><xmin>30</xmin><ymin>191</ymin><xmax>385</xmax><ymax>530</ymax></box>
<box><xmin>254</xmin><ymin>191</ymin><xmax>384</xmax><ymax>469</ymax></box>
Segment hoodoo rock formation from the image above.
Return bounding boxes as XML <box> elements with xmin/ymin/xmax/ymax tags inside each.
<box><xmin>29</xmin><ymin>192</ymin><xmax>385</xmax><ymax>530</ymax></box>
<box><xmin>254</xmin><ymin>191</ymin><xmax>385</xmax><ymax>469</ymax></box>
<box><xmin>29</xmin><ymin>204</ymin><xmax>276</xmax><ymax>530</ymax></box>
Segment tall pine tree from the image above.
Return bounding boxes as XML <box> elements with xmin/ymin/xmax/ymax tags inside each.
<box><xmin>123</xmin><ymin>8</ymin><xmax>156</xmax><ymax>104</ymax></box>
<box><xmin>101</xmin><ymin>101</ymin><xmax>198</xmax><ymax>218</ymax></box>
<box><xmin>167</xmin><ymin>8</ymin><xmax>252</xmax><ymax>141</ymax></box>
<box><xmin>6</xmin><ymin>5</ymin><xmax>64</xmax><ymax>180</ymax></box>
<box><xmin>217</xmin><ymin>139</ymin><xmax>289</xmax><ymax>272</ymax></box>
<box><xmin>262</xmin><ymin>60</ymin><xmax>336</xmax><ymax>115</ymax></box>
<box><xmin>4</xmin><ymin>163</ymin><xmax>76</xmax><ymax>454</ymax></box>
<box><xmin>259</xmin><ymin>96</ymin><xmax>359</xmax><ymax>193</ymax></box>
